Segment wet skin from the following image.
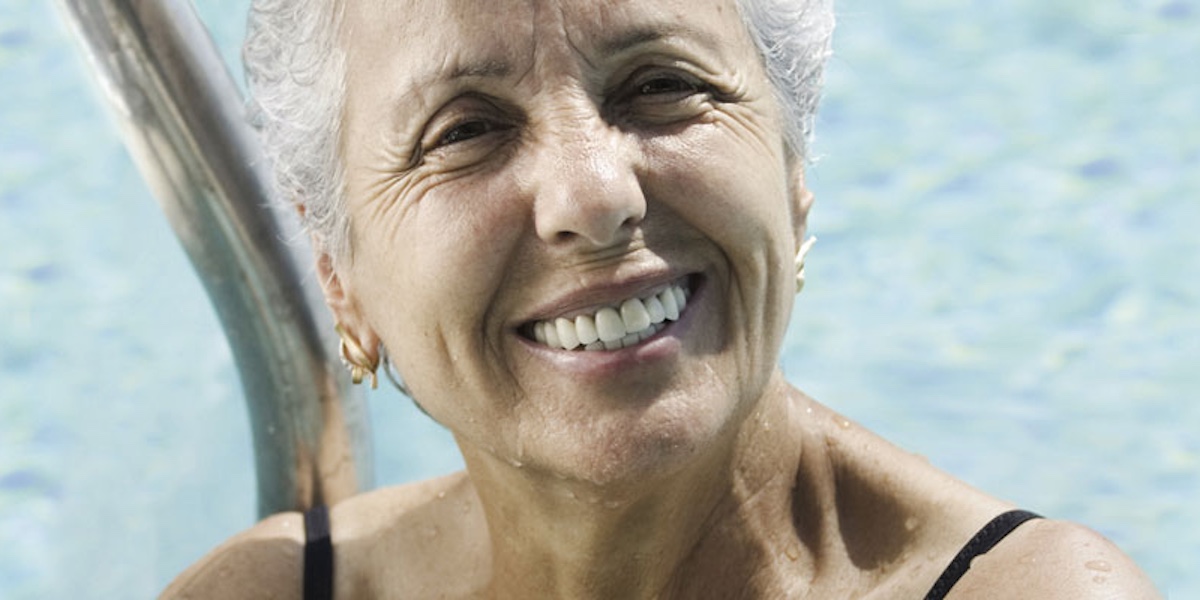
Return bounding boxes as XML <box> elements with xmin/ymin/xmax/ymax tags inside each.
<box><xmin>327</xmin><ymin>0</ymin><xmax>808</xmax><ymax>489</ymax></box>
<box><xmin>159</xmin><ymin>0</ymin><xmax>1165</xmax><ymax>598</ymax></box>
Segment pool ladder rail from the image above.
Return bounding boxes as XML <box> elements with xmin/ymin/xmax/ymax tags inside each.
<box><xmin>56</xmin><ymin>0</ymin><xmax>374</xmax><ymax>517</ymax></box>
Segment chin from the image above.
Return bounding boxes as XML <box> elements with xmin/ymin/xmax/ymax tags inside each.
<box><xmin>525</xmin><ymin>388</ymin><xmax>745</xmax><ymax>489</ymax></box>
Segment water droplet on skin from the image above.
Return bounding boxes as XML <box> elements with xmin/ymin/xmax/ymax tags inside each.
<box><xmin>839</xmin><ymin>419</ymin><xmax>851</xmax><ymax>430</ymax></box>
<box><xmin>785</xmin><ymin>546</ymin><xmax>801</xmax><ymax>561</ymax></box>
<box><xmin>437</xmin><ymin>491</ymin><xmax>446</xmax><ymax>500</ymax></box>
<box><xmin>904</xmin><ymin>517</ymin><xmax>920</xmax><ymax>532</ymax></box>
<box><xmin>1085</xmin><ymin>560</ymin><xmax>1113</xmax><ymax>573</ymax></box>
<box><xmin>1093</xmin><ymin>575</ymin><xmax>1108</xmax><ymax>584</ymax></box>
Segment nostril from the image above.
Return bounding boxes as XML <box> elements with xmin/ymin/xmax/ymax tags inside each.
<box><xmin>532</xmin><ymin>169</ymin><xmax>647</xmax><ymax>248</ymax></box>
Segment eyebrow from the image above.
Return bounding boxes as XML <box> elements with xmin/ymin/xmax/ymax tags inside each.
<box><xmin>439</xmin><ymin>26</ymin><xmax>684</xmax><ymax>84</ymax></box>
<box><xmin>596</xmin><ymin>23</ymin><xmax>719</xmax><ymax>57</ymax></box>
<box><xmin>390</xmin><ymin>59</ymin><xmax>512</xmax><ymax>121</ymax></box>
<box><xmin>448</xmin><ymin>59</ymin><xmax>512</xmax><ymax>81</ymax></box>
<box><xmin>598</xmin><ymin>26</ymin><xmax>672</xmax><ymax>55</ymax></box>
<box><xmin>392</xmin><ymin>21</ymin><xmax>718</xmax><ymax>116</ymax></box>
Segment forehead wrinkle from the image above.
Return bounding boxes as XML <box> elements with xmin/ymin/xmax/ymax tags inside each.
<box><xmin>398</xmin><ymin>56</ymin><xmax>516</xmax><ymax>104</ymax></box>
<box><xmin>570</xmin><ymin>0</ymin><xmax>727</xmax><ymax>60</ymax></box>
<box><xmin>596</xmin><ymin>25</ymin><xmax>675</xmax><ymax>56</ymax></box>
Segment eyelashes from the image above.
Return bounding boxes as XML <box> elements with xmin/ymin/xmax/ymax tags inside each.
<box><xmin>433</xmin><ymin>118</ymin><xmax>512</xmax><ymax>148</ymax></box>
<box><xmin>406</xmin><ymin>95</ymin><xmax>521</xmax><ymax>170</ymax></box>
<box><xmin>410</xmin><ymin>66</ymin><xmax>722</xmax><ymax>168</ymax></box>
<box><xmin>606</xmin><ymin>68</ymin><xmax>716</xmax><ymax>126</ymax></box>
<box><xmin>626</xmin><ymin>69</ymin><xmax>710</xmax><ymax>103</ymax></box>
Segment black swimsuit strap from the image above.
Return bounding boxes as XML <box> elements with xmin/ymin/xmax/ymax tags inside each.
<box><xmin>304</xmin><ymin>504</ymin><xmax>334</xmax><ymax>600</ymax></box>
<box><xmin>923</xmin><ymin>509</ymin><xmax>1042</xmax><ymax>600</ymax></box>
<box><xmin>303</xmin><ymin>503</ymin><xmax>1036</xmax><ymax>600</ymax></box>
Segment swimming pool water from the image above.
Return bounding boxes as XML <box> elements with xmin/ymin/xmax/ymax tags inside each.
<box><xmin>2</xmin><ymin>0</ymin><xmax>1197</xmax><ymax>597</ymax></box>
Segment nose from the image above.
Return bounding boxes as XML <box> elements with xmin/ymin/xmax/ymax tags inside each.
<box><xmin>530</xmin><ymin>118</ymin><xmax>646</xmax><ymax>249</ymax></box>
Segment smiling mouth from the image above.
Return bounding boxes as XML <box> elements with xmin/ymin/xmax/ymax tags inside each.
<box><xmin>523</xmin><ymin>278</ymin><xmax>693</xmax><ymax>352</ymax></box>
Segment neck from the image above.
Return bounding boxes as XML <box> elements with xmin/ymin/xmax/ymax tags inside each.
<box><xmin>460</xmin><ymin>373</ymin><xmax>817</xmax><ymax>599</ymax></box>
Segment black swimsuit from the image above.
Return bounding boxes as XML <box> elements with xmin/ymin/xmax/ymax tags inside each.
<box><xmin>922</xmin><ymin>509</ymin><xmax>1042</xmax><ymax>599</ymax></box>
<box><xmin>302</xmin><ymin>505</ymin><xmax>1040</xmax><ymax>599</ymax></box>
<box><xmin>303</xmin><ymin>505</ymin><xmax>334</xmax><ymax>600</ymax></box>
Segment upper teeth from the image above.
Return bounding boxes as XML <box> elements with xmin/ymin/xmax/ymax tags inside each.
<box><xmin>532</xmin><ymin>282</ymin><xmax>689</xmax><ymax>351</ymax></box>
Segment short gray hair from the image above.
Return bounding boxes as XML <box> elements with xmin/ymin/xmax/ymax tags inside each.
<box><xmin>244</xmin><ymin>0</ymin><xmax>349</xmax><ymax>256</ymax></box>
<box><xmin>243</xmin><ymin>0</ymin><xmax>834</xmax><ymax>258</ymax></box>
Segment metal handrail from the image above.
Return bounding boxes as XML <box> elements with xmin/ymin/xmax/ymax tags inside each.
<box><xmin>56</xmin><ymin>0</ymin><xmax>373</xmax><ymax>516</ymax></box>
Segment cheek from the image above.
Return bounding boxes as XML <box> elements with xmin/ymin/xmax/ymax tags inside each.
<box><xmin>349</xmin><ymin>175</ymin><xmax>528</xmax><ymax>390</ymax></box>
<box><xmin>641</xmin><ymin>123</ymin><xmax>797</xmax><ymax>357</ymax></box>
<box><xmin>641</xmin><ymin>124</ymin><xmax>794</xmax><ymax>261</ymax></box>
<box><xmin>358</xmin><ymin>172</ymin><xmax>524</xmax><ymax>300</ymax></box>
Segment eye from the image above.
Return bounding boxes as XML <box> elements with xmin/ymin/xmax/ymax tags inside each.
<box><xmin>435</xmin><ymin>119</ymin><xmax>503</xmax><ymax>148</ymax></box>
<box><xmin>413</xmin><ymin>95</ymin><xmax>521</xmax><ymax>169</ymax></box>
<box><xmin>609</xmin><ymin>68</ymin><xmax>714</xmax><ymax>127</ymax></box>
<box><xmin>635</xmin><ymin>75</ymin><xmax>701</xmax><ymax>98</ymax></box>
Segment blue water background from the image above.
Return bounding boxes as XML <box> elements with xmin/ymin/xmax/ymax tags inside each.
<box><xmin>1</xmin><ymin>0</ymin><xmax>1196</xmax><ymax>597</ymax></box>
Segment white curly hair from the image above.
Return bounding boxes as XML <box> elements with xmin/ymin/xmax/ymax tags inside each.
<box><xmin>243</xmin><ymin>0</ymin><xmax>835</xmax><ymax>258</ymax></box>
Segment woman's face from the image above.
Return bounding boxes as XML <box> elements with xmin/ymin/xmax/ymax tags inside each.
<box><xmin>329</xmin><ymin>0</ymin><xmax>810</xmax><ymax>485</ymax></box>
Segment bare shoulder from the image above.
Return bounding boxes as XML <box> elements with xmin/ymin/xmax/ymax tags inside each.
<box><xmin>161</xmin><ymin>472</ymin><xmax>482</xmax><ymax>599</ymax></box>
<box><xmin>331</xmin><ymin>470</ymin><xmax>474</xmax><ymax>532</ymax></box>
<box><xmin>947</xmin><ymin>518</ymin><xmax>1162</xmax><ymax>599</ymax></box>
<box><xmin>788</xmin><ymin>390</ymin><xmax>1159</xmax><ymax>599</ymax></box>
<box><xmin>332</xmin><ymin>471</ymin><xmax>490</xmax><ymax>598</ymax></box>
<box><xmin>159</xmin><ymin>510</ymin><xmax>306</xmax><ymax>599</ymax></box>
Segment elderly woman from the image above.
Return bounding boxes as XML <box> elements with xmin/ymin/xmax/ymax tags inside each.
<box><xmin>165</xmin><ymin>0</ymin><xmax>1158</xmax><ymax>597</ymax></box>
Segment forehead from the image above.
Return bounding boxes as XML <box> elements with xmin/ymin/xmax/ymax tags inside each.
<box><xmin>338</xmin><ymin>0</ymin><xmax>755</xmax><ymax>92</ymax></box>
<box><xmin>341</xmin><ymin>0</ymin><xmax>744</xmax><ymax>44</ymax></box>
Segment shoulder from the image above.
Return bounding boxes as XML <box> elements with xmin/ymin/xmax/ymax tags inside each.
<box><xmin>787</xmin><ymin>391</ymin><xmax>1159</xmax><ymax>599</ymax></box>
<box><xmin>946</xmin><ymin>518</ymin><xmax>1162</xmax><ymax>599</ymax></box>
<box><xmin>159</xmin><ymin>510</ymin><xmax>306</xmax><ymax>599</ymax></box>
<box><xmin>332</xmin><ymin>471</ymin><xmax>491</xmax><ymax>598</ymax></box>
<box><xmin>332</xmin><ymin>470</ymin><xmax>474</xmax><ymax>533</ymax></box>
<box><xmin>161</xmin><ymin>472</ymin><xmax>484</xmax><ymax>600</ymax></box>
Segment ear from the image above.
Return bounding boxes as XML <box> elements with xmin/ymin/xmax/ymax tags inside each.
<box><xmin>314</xmin><ymin>249</ymin><xmax>381</xmax><ymax>360</ymax></box>
<box><xmin>788</xmin><ymin>160</ymin><xmax>814</xmax><ymax>247</ymax></box>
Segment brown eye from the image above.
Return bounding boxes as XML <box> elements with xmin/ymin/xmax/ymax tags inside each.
<box><xmin>637</xmin><ymin>76</ymin><xmax>700</xmax><ymax>97</ymax></box>
<box><xmin>436</xmin><ymin>119</ymin><xmax>501</xmax><ymax>147</ymax></box>
<box><xmin>608</xmin><ymin>69</ymin><xmax>714</xmax><ymax>128</ymax></box>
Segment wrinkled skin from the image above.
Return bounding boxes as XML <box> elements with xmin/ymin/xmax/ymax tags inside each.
<box><xmin>162</xmin><ymin>1</ymin><xmax>1162</xmax><ymax>598</ymax></box>
<box><xmin>328</xmin><ymin>0</ymin><xmax>805</xmax><ymax>489</ymax></box>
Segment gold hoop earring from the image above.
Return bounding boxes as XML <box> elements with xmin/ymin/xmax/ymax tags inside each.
<box><xmin>795</xmin><ymin>236</ymin><xmax>816</xmax><ymax>295</ymax></box>
<box><xmin>335</xmin><ymin>323</ymin><xmax>379</xmax><ymax>389</ymax></box>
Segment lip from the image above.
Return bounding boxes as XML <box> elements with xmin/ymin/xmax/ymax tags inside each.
<box><xmin>515</xmin><ymin>274</ymin><xmax>706</xmax><ymax>376</ymax></box>
<box><xmin>515</xmin><ymin>271</ymin><xmax>700</xmax><ymax>328</ymax></box>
